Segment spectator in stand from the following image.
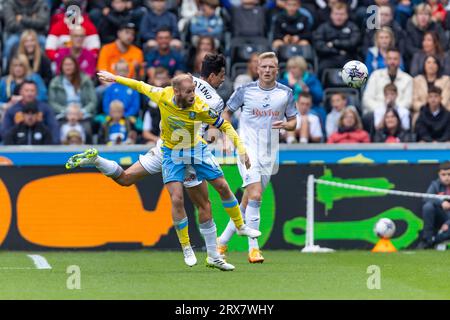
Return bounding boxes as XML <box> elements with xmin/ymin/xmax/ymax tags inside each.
<box><xmin>62</xmin><ymin>129</ymin><xmax>83</xmax><ymax>144</ymax></box>
<box><xmin>230</xmin><ymin>0</ymin><xmax>266</xmax><ymax>38</ymax></box>
<box><xmin>327</xmin><ymin>108</ymin><xmax>370</xmax><ymax>143</ymax></box>
<box><xmin>145</xmin><ymin>27</ymin><xmax>186</xmax><ymax>82</ymax></box>
<box><xmin>48</xmin><ymin>56</ymin><xmax>97</xmax><ymax>120</ymax></box>
<box><xmin>363</xmin><ymin>48</ymin><xmax>413</xmax><ymax>114</ymax></box>
<box><xmin>140</xmin><ymin>0</ymin><xmax>182</xmax><ymax>50</ymax></box>
<box><xmin>405</xmin><ymin>3</ymin><xmax>448</xmax><ymax>62</ymax></box>
<box><xmin>50</xmin><ymin>0</ymin><xmax>87</xmax><ymax>26</ymax></box>
<box><xmin>60</xmin><ymin>102</ymin><xmax>86</xmax><ymax>144</ymax></box>
<box><xmin>428</xmin><ymin>0</ymin><xmax>446</xmax><ymax>25</ymax></box>
<box><xmin>368</xmin><ymin>83</ymin><xmax>411</xmax><ymax>134</ymax></box>
<box><xmin>416</xmin><ymin>161</ymin><xmax>450</xmax><ymax>249</ymax></box>
<box><xmin>102</xmin><ymin>59</ymin><xmax>140</xmax><ymax>119</ymax></box>
<box><xmin>0</xmin><ymin>54</ymin><xmax>48</xmax><ymax>110</ymax></box>
<box><xmin>97</xmin><ymin>22</ymin><xmax>144</xmax><ymax>79</ymax></box>
<box><xmin>313</xmin><ymin>2</ymin><xmax>361</xmax><ymax>76</ymax></box>
<box><xmin>54</xmin><ymin>26</ymin><xmax>97</xmax><ymax>79</ymax></box>
<box><xmin>87</xmin><ymin>0</ymin><xmax>147</xmax><ymax>28</ymax></box>
<box><xmin>8</xmin><ymin>29</ymin><xmax>53</xmax><ymax>86</ymax></box>
<box><xmin>365</xmin><ymin>27</ymin><xmax>405</xmax><ymax>75</ymax></box>
<box><xmin>409</xmin><ymin>31</ymin><xmax>450</xmax><ymax>77</ymax></box>
<box><xmin>272</xmin><ymin>0</ymin><xmax>311</xmax><ymax>49</ymax></box>
<box><xmin>325</xmin><ymin>92</ymin><xmax>352</xmax><ymax>138</ymax></box>
<box><xmin>279</xmin><ymin>56</ymin><xmax>324</xmax><ymax>122</ymax></box>
<box><xmin>99</xmin><ymin>100</ymin><xmax>137</xmax><ymax>145</ymax></box>
<box><xmin>179</xmin><ymin>0</ymin><xmax>199</xmax><ymax>31</ymax></box>
<box><xmin>412</xmin><ymin>55</ymin><xmax>450</xmax><ymax>124</ymax></box>
<box><xmin>362</xmin><ymin>5</ymin><xmax>406</xmax><ymax>57</ymax></box>
<box><xmin>395</xmin><ymin>0</ymin><xmax>413</xmax><ymax>29</ymax></box>
<box><xmin>188</xmin><ymin>36</ymin><xmax>217</xmax><ymax>75</ymax></box>
<box><xmin>3</xmin><ymin>0</ymin><xmax>50</xmax><ymax>61</ymax></box>
<box><xmin>3</xmin><ymin>102</ymin><xmax>53</xmax><ymax>145</ymax></box>
<box><xmin>46</xmin><ymin>0</ymin><xmax>101</xmax><ymax>61</ymax></box>
<box><xmin>285</xmin><ymin>92</ymin><xmax>323</xmax><ymax>144</ymax></box>
<box><xmin>142</xmin><ymin>67</ymin><xmax>168</xmax><ymax>144</ymax></box>
<box><xmin>98</xmin><ymin>0</ymin><xmax>134</xmax><ymax>45</ymax></box>
<box><xmin>372</xmin><ymin>108</ymin><xmax>415</xmax><ymax>143</ymax></box>
<box><xmin>233</xmin><ymin>52</ymin><xmax>259</xmax><ymax>90</ymax></box>
<box><xmin>190</xmin><ymin>0</ymin><xmax>223</xmax><ymax>42</ymax></box>
<box><xmin>2</xmin><ymin>80</ymin><xmax>59</xmax><ymax>144</ymax></box>
<box><xmin>415</xmin><ymin>86</ymin><xmax>450</xmax><ymax>142</ymax></box>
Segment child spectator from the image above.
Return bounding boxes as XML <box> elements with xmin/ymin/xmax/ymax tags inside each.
<box><xmin>8</xmin><ymin>29</ymin><xmax>53</xmax><ymax>86</ymax></box>
<box><xmin>48</xmin><ymin>56</ymin><xmax>97</xmax><ymax>120</ymax></box>
<box><xmin>325</xmin><ymin>92</ymin><xmax>351</xmax><ymax>138</ymax></box>
<box><xmin>46</xmin><ymin>1</ymin><xmax>101</xmax><ymax>61</ymax></box>
<box><xmin>272</xmin><ymin>0</ymin><xmax>311</xmax><ymax>49</ymax></box>
<box><xmin>60</xmin><ymin>103</ymin><xmax>86</xmax><ymax>144</ymax></box>
<box><xmin>3</xmin><ymin>0</ymin><xmax>49</xmax><ymax>60</ymax></box>
<box><xmin>54</xmin><ymin>26</ymin><xmax>98</xmax><ymax>79</ymax></box>
<box><xmin>145</xmin><ymin>27</ymin><xmax>186</xmax><ymax>82</ymax></box>
<box><xmin>415</xmin><ymin>85</ymin><xmax>450</xmax><ymax>142</ymax></box>
<box><xmin>285</xmin><ymin>92</ymin><xmax>323</xmax><ymax>144</ymax></box>
<box><xmin>102</xmin><ymin>59</ymin><xmax>141</xmax><ymax>118</ymax></box>
<box><xmin>63</xmin><ymin>129</ymin><xmax>83</xmax><ymax>145</ymax></box>
<box><xmin>97</xmin><ymin>22</ymin><xmax>144</xmax><ymax>79</ymax></box>
<box><xmin>190</xmin><ymin>0</ymin><xmax>223</xmax><ymax>42</ymax></box>
<box><xmin>0</xmin><ymin>54</ymin><xmax>48</xmax><ymax>110</ymax></box>
<box><xmin>416</xmin><ymin>161</ymin><xmax>450</xmax><ymax>249</ymax></box>
<box><xmin>99</xmin><ymin>100</ymin><xmax>137</xmax><ymax>145</ymax></box>
<box><xmin>373</xmin><ymin>83</ymin><xmax>410</xmax><ymax>131</ymax></box>
<box><xmin>372</xmin><ymin>108</ymin><xmax>415</xmax><ymax>143</ymax></box>
<box><xmin>327</xmin><ymin>108</ymin><xmax>370</xmax><ymax>143</ymax></box>
<box><xmin>140</xmin><ymin>0</ymin><xmax>182</xmax><ymax>50</ymax></box>
<box><xmin>3</xmin><ymin>101</ymin><xmax>53</xmax><ymax>145</ymax></box>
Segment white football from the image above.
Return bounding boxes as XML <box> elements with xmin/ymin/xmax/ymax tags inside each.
<box><xmin>341</xmin><ymin>60</ymin><xmax>368</xmax><ymax>89</ymax></box>
<box><xmin>374</xmin><ymin>218</ymin><xmax>396</xmax><ymax>239</ymax></box>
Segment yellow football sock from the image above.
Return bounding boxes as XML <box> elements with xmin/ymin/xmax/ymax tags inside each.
<box><xmin>222</xmin><ymin>196</ymin><xmax>244</xmax><ymax>229</ymax></box>
<box><xmin>174</xmin><ymin>217</ymin><xmax>190</xmax><ymax>247</ymax></box>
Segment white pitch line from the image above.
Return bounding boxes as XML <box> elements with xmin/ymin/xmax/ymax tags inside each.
<box><xmin>27</xmin><ymin>254</ymin><xmax>52</xmax><ymax>270</ymax></box>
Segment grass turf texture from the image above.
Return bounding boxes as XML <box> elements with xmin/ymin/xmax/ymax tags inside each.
<box><xmin>0</xmin><ymin>250</ymin><xmax>449</xmax><ymax>299</ymax></box>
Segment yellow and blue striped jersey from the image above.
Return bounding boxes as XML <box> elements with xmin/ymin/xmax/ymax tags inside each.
<box><xmin>116</xmin><ymin>76</ymin><xmax>246</xmax><ymax>154</ymax></box>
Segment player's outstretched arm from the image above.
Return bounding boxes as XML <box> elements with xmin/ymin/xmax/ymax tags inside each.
<box><xmin>97</xmin><ymin>70</ymin><xmax>162</xmax><ymax>101</ymax></box>
<box><xmin>217</xmin><ymin>120</ymin><xmax>251</xmax><ymax>169</ymax></box>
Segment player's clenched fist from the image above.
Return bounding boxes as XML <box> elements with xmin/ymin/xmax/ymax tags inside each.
<box><xmin>97</xmin><ymin>70</ymin><xmax>117</xmax><ymax>83</ymax></box>
<box><xmin>239</xmin><ymin>152</ymin><xmax>251</xmax><ymax>169</ymax></box>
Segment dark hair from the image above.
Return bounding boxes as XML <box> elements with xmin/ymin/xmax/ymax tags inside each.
<box><xmin>439</xmin><ymin>161</ymin><xmax>450</xmax><ymax>171</ymax></box>
<box><xmin>200</xmin><ymin>53</ymin><xmax>225</xmax><ymax>78</ymax></box>
<box><xmin>423</xmin><ymin>54</ymin><xmax>442</xmax><ymax>78</ymax></box>
<box><xmin>298</xmin><ymin>92</ymin><xmax>313</xmax><ymax>101</ymax></box>
<box><xmin>156</xmin><ymin>26</ymin><xmax>172</xmax><ymax>36</ymax></box>
<box><xmin>428</xmin><ymin>84</ymin><xmax>442</xmax><ymax>95</ymax></box>
<box><xmin>382</xmin><ymin>108</ymin><xmax>402</xmax><ymax>136</ymax></box>
<box><xmin>423</xmin><ymin>31</ymin><xmax>444</xmax><ymax>56</ymax></box>
<box><xmin>387</xmin><ymin>47</ymin><xmax>401</xmax><ymax>55</ymax></box>
<box><xmin>60</xmin><ymin>56</ymin><xmax>81</xmax><ymax>90</ymax></box>
<box><xmin>17</xmin><ymin>79</ymin><xmax>37</xmax><ymax>92</ymax></box>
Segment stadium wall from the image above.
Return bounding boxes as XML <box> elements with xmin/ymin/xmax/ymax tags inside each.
<box><xmin>0</xmin><ymin>152</ymin><xmax>442</xmax><ymax>250</ymax></box>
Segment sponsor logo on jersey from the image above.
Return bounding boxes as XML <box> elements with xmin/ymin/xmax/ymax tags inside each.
<box><xmin>208</xmin><ymin>109</ymin><xmax>219</xmax><ymax>119</ymax></box>
<box><xmin>252</xmin><ymin>109</ymin><xmax>281</xmax><ymax>117</ymax></box>
<box><xmin>189</xmin><ymin>111</ymin><xmax>196</xmax><ymax>120</ymax></box>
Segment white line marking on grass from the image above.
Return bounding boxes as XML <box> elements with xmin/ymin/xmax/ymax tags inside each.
<box><xmin>0</xmin><ymin>267</ymin><xmax>34</xmax><ymax>270</ymax></box>
<box><xmin>27</xmin><ymin>254</ymin><xmax>52</xmax><ymax>269</ymax></box>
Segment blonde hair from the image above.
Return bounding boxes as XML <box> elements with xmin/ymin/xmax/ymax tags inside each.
<box><xmin>171</xmin><ymin>73</ymin><xmax>194</xmax><ymax>89</ymax></box>
<box><xmin>338</xmin><ymin>108</ymin><xmax>363</xmax><ymax>130</ymax></box>
<box><xmin>375</xmin><ymin>26</ymin><xmax>395</xmax><ymax>48</ymax></box>
<box><xmin>17</xmin><ymin>29</ymin><xmax>42</xmax><ymax>74</ymax></box>
<box><xmin>258</xmin><ymin>52</ymin><xmax>279</xmax><ymax>65</ymax></box>
<box><xmin>287</xmin><ymin>56</ymin><xmax>308</xmax><ymax>72</ymax></box>
<box><xmin>415</xmin><ymin>3</ymin><xmax>432</xmax><ymax>16</ymax></box>
<box><xmin>9</xmin><ymin>54</ymin><xmax>32</xmax><ymax>78</ymax></box>
<box><xmin>109</xmin><ymin>100</ymin><xmax>125</xmax><ymax>113</ymax></box>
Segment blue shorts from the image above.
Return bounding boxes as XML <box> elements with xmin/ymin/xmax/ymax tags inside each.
<box><xmin>161</xmin><ymin>143</ymin><xmax>223</xmax><ymax>184</ymax></box>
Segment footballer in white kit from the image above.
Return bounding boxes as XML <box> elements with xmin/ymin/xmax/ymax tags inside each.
<box><xmin>218</xmin><ymin>52</ymin><xmax>297</xmax><ymax>263</ymax></box>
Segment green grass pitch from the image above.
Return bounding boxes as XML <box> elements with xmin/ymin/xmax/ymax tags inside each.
<box><xmin>1</xmin><ymin>250</ymin><xmax>450</xmax><ymax>299</ymax></box>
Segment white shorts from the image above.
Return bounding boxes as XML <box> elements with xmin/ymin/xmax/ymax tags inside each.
<box><xmin>237</xmin><ymin>152</ymin><xmax>273</xmax><ymax>190</ymax></box>
<box><xmin>139</xmin><ymin>144</ymin><xmax>202</xmax><ymax>188</ymax></box>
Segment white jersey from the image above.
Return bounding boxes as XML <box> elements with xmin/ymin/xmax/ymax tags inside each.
<box><xmin>227</xmin><ymin>81</ymin><xmax>297</xmax><ymax>153</ymax></box>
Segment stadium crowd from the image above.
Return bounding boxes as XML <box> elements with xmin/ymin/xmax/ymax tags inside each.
<box><xmin>1</xmin><ymin>0</ymin><xmax>450</xmax><ymax>145</ymax></box>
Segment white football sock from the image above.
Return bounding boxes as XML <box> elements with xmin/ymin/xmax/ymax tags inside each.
<box><xmin>94</xmin><ymin>156</ymin><xmax>123</xmax><ymax>179</ymax></box>
<box><xmin>246</xmin><ymin>199</ymin><xmax>261</xmax><ymax>251</ymax></box>
<box><xmin>218</xmin><ymin>203</ymin><xmax>246</xmax><ymax>246</ymax></box>
<box><xmin>199</xmin><ymin>219</ymin><xmax>219</xmax><ymax>259</ymax></box>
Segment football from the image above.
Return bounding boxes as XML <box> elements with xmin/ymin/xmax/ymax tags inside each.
<box><xmin>374</xmin><ymin>218</ymin><xmax>396</xmax><ymax>239</ymax></box>
<box><xmin>341</xmin><ymin>60</ymin><xmax>369</xmax><ymax>89</ymax></box>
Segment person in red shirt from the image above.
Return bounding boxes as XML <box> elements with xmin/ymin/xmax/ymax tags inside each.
<box><xmin>327</xmin><ymin>108</ymin><xmax>370</xmax><ymax>143</ymax></box>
